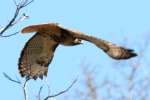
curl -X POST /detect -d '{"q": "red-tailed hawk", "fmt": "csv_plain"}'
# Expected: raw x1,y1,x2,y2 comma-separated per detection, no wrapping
19,23,137,80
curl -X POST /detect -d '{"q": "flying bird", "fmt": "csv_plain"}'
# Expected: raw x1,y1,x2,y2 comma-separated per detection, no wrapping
18,23,137,80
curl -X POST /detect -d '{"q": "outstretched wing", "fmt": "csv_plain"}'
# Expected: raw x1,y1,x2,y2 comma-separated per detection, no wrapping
18,33,58,80
51,24,137,59
66,31,137,59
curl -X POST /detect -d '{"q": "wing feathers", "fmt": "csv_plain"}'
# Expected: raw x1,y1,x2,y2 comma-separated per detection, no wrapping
21,23,59,33
18,33,58,80
19,23,137,80
73,33,137,59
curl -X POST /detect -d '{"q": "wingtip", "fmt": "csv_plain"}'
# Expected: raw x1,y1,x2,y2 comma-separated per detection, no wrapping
21,26,37,33
21,23,59,34
129,51,137,58
123,49,137,59
108,48,138,60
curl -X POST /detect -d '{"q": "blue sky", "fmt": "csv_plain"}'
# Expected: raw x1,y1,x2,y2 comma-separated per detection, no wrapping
0,0,150,100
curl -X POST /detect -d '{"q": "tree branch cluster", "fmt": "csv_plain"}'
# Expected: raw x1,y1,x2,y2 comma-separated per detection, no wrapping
0,0,33,37
3,72,77,100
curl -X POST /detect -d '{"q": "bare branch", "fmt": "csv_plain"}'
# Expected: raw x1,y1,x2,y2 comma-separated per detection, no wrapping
81,65,98,100
3,72,29,100
21,0,34,8
0,31,19,38
46,83,51,96
3,72,21,84
12,13,29,26
0,14,29,37
44,79,77,100
0,0,34,37
3,72,77,100
23,79,29,100
37,86,43,100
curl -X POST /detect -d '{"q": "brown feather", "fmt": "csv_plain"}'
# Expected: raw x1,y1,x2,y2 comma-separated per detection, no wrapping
72,33,137,59
18,33,58,80
56,25,137,59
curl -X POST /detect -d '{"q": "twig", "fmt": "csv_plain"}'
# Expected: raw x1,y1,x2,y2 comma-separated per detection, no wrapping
12,13,29,26
23,79,29,100
37,86,43,100
44,79,51,96
3,72,76,100
0,0,34,37
0,31,19,37
21,0,34,8
81,65,98,100
3,72,29,100
3,72,21,84
44,79,77,100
